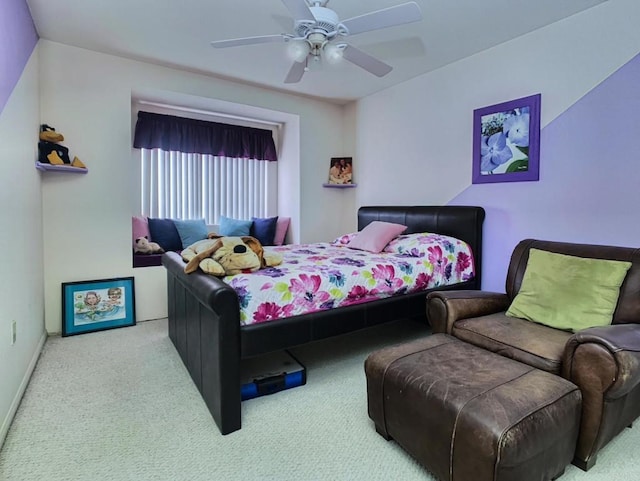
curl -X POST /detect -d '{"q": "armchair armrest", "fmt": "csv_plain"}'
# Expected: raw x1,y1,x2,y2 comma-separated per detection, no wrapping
563,323,640,399
562,323,640,467
426,290,510,334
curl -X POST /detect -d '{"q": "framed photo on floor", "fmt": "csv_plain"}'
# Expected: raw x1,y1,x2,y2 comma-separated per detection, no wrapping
62,277,136,337
472,93,541,184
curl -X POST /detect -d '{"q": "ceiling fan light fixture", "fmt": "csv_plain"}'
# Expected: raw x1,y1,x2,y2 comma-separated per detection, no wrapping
323,43,343,63
288,39,311,62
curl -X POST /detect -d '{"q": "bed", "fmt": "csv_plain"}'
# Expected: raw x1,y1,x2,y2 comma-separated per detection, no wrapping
162,205,485,434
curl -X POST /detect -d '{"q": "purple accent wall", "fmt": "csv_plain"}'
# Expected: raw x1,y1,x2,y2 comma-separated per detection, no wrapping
0,0,38,115
451,53,640,292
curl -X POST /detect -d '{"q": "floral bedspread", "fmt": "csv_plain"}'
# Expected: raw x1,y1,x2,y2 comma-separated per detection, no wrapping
223,233,475,326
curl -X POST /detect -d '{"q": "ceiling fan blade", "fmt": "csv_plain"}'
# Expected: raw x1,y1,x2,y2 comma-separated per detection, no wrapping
284,59,307,83
341,2,422,36
281,0,315,22
211,34,286,49
341,45,392,77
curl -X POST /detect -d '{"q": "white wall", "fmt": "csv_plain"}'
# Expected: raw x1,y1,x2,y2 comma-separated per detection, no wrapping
353,0,640,289
336,102,358,232
0,48,47,445
38,41,352,332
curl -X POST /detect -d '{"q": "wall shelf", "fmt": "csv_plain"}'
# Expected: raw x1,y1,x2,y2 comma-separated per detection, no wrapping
35,161,88,174
322,183,357,188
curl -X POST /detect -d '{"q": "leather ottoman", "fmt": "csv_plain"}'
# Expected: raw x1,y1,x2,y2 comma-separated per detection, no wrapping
365,334,581,481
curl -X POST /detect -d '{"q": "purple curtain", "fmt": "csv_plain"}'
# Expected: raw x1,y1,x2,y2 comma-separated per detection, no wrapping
133,111,277,161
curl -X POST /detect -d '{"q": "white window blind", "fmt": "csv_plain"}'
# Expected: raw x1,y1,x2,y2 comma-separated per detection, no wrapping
140,148,275,224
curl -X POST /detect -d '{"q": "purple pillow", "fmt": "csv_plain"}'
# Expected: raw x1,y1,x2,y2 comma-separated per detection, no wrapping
346,221,408,253
147,218,182,252
251,216,279,246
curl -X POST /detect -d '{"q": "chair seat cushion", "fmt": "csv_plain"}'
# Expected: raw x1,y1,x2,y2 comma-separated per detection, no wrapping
452,313,573,374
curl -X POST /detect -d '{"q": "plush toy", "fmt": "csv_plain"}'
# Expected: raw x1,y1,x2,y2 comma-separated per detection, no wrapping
182,235,282,276
133,236,164,254
38,124,87,168
39,124,64,143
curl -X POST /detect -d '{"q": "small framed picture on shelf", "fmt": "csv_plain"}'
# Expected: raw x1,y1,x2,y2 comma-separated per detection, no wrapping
328,157,353,185
61,277,136,337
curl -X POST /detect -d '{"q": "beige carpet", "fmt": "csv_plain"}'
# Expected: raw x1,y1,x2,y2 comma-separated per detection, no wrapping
1,318,639,481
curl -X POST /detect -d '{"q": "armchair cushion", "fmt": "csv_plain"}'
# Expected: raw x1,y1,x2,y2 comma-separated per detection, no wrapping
506,249,632,332
453,313,572,374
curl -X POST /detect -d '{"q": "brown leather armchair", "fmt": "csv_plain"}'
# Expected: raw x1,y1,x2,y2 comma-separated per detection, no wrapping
426,239,640,471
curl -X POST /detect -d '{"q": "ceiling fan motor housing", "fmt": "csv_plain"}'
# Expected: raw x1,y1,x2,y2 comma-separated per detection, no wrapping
295,6,340,37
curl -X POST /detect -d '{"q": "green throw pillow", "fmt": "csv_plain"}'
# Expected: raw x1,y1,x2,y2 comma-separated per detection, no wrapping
506,248,632,332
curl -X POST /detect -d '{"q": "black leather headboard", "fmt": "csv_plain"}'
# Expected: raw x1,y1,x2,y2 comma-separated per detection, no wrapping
358,205,485,286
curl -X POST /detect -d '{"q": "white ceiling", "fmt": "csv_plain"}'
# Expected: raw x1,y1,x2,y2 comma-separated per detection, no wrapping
26,0,607,104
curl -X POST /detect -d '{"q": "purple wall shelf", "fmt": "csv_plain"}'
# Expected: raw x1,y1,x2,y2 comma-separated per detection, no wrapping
35,161,88,174
322,183,357,188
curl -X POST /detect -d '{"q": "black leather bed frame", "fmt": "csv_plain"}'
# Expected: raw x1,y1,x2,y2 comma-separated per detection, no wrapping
162,205,485,434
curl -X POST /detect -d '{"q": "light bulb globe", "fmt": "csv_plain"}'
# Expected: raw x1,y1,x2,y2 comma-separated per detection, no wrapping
323,43,343,64
288,41,310,62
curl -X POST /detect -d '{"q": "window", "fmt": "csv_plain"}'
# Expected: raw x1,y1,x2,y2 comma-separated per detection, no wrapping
139,149,276,224
134,110,278,224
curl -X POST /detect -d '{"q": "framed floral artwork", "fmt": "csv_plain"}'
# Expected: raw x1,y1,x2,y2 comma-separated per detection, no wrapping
472,94,541,184
61,277,136,336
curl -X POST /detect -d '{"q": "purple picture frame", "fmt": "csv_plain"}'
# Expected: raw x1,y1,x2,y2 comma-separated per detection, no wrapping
472,94,541,184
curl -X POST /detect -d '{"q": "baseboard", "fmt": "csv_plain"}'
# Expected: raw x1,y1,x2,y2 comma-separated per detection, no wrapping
0,330,47,450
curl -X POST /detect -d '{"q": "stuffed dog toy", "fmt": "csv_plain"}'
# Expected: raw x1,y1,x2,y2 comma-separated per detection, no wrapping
182,235,282,276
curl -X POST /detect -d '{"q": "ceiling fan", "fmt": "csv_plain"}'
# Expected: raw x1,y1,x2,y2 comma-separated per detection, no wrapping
210,0,423,84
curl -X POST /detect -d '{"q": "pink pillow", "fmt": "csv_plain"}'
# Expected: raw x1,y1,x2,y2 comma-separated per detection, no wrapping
132,216,150,243
346,221,408,253
273,217,291,246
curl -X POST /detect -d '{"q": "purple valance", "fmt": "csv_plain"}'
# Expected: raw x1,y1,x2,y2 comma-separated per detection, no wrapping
133,111,277,161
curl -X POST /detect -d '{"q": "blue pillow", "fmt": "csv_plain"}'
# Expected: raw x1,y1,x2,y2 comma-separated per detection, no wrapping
147,218,183,252
219,216,252,236
251,216,278,246
173,218,209,248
